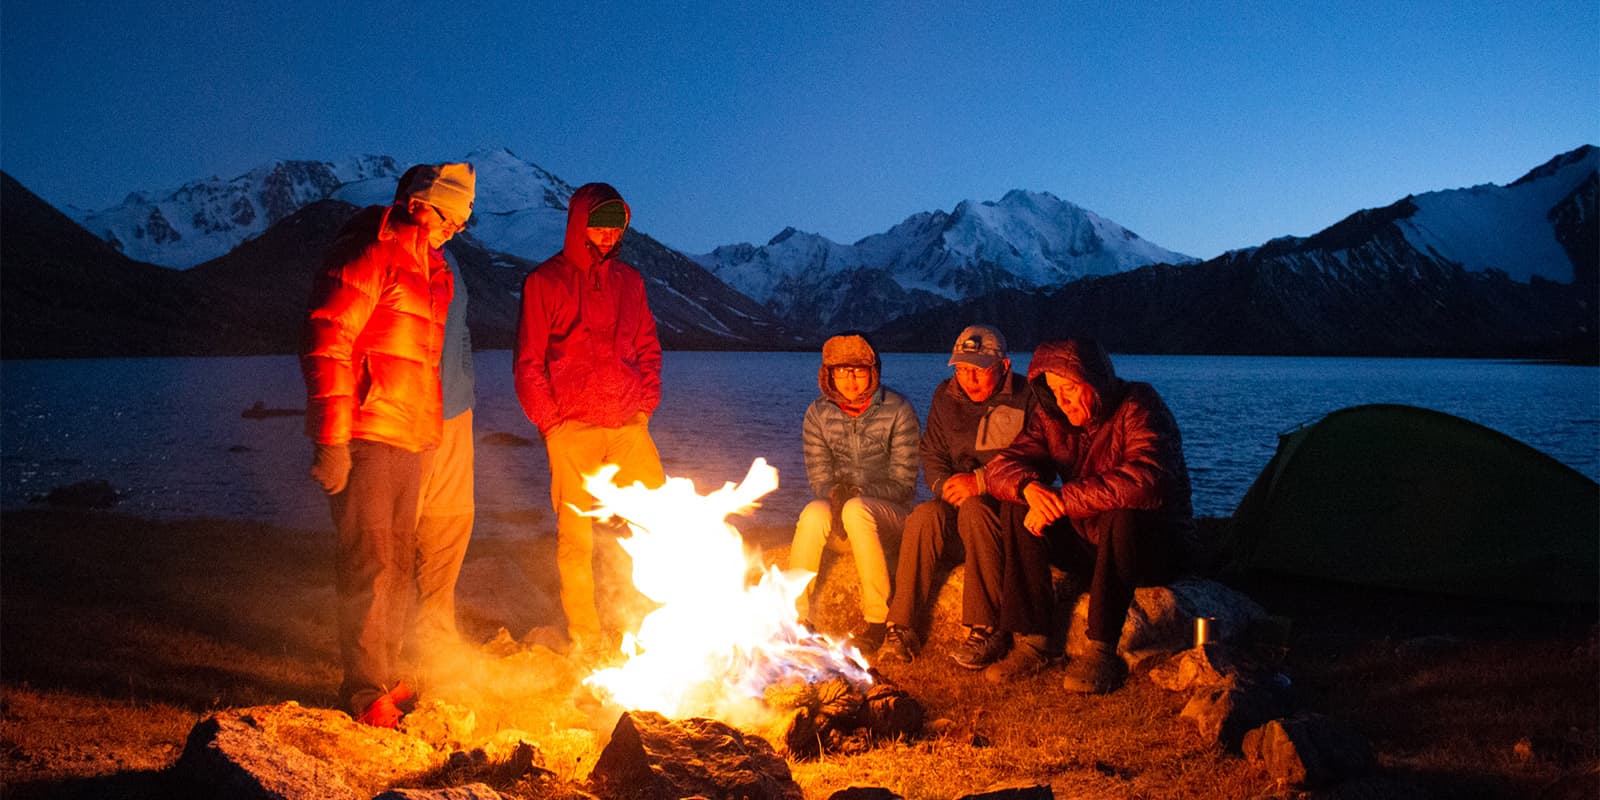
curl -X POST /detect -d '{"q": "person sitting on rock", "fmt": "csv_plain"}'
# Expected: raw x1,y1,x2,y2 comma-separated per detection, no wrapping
874,324,1036,678
985,337,1196,693
788,332,921,654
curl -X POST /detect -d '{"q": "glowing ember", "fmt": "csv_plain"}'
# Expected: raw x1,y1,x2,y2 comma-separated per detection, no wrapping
578,458,871,726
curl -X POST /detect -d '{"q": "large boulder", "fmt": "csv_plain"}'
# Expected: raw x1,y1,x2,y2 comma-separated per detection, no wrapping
588,710,803,800
769,544,1265,666
175,702,443,799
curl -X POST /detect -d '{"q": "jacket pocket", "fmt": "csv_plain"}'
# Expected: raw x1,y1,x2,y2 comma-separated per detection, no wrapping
977,405,1025,451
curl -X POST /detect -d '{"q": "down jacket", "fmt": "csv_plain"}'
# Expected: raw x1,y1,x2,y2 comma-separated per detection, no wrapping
513,183,661,433
804,337,921,504
302,205,453,451
986,338,1194,544
921,369,1031,498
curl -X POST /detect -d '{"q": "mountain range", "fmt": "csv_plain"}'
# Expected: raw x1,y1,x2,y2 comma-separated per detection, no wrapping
3,145,1595,360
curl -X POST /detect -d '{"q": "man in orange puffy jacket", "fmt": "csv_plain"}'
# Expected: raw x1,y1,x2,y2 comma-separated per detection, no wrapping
513,183,665,662
302,162,475,727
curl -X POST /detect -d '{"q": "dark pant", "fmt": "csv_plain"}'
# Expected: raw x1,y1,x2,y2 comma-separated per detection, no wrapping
888,496,1039,634
1012,508,1182,644
331,439,423,713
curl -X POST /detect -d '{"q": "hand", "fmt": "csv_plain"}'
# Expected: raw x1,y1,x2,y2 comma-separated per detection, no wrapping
310,443,351,495
941,473,980,506
1023,506,1050,537
1022,481,1067,527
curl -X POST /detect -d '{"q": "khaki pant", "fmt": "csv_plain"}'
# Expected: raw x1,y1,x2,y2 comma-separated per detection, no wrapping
790,495,908,624
544,415,664,644
331,439,422,714
414,409,475,649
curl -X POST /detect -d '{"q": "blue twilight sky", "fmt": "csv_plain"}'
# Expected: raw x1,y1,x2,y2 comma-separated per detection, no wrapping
2,1,1595,260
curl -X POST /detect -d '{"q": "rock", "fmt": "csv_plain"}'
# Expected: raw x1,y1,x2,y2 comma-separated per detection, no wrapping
1064,578,1268,667
828,787,903,800
588,711,803,800
1181,683,1293,752
1242,713,1375,788
174,702,443,799
764,545,1265,671
955,784,1054,799
1147,643,1276,692
32,479,119,509
371,785,506,799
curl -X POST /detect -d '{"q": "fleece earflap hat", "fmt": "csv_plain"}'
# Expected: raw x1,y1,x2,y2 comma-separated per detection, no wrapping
948,324,1007,369
395,162,476,223
818,332,881,403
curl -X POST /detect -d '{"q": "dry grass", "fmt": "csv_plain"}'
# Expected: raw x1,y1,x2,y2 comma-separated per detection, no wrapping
1,509,1595,799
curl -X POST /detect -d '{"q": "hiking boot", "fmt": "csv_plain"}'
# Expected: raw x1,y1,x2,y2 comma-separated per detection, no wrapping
874,624,919,664
983,637,1050,684
951,626,1010,671
1061,641,1127,694
850,622,888,653
354,680,416,729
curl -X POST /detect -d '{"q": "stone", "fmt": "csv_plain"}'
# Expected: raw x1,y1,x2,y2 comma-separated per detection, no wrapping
1065,578,1268,667
1147,642,1275,692
1241,713,1376,788
955,784,1054,799
371,785,506,799
588,711,803,800
33,478,119,509
1181,683,1293,752
827,788,903,800
174,702,443,799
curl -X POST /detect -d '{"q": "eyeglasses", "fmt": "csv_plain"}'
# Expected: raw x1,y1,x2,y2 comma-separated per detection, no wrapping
830,366,871,379
429,205,466,235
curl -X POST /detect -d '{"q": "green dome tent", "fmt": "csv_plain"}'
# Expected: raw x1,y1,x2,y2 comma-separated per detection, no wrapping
1228,404,1598,604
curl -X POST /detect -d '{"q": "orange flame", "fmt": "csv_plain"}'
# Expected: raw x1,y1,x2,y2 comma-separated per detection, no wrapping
578,458,871,725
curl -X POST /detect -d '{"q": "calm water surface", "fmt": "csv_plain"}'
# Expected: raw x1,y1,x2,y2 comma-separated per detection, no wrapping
3,352,1595,537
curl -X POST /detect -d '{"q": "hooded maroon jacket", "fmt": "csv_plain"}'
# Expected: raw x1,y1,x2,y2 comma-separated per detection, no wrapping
986,338,1195,545
513,183,662,434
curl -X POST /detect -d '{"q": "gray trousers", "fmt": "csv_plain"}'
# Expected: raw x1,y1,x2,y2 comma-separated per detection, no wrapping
887,496,1033,633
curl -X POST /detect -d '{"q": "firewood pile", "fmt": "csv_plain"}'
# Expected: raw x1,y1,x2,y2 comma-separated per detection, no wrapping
762,672,924,759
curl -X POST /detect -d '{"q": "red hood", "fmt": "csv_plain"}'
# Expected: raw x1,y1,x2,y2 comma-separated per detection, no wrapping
1027,338,1125,423
562,182,631,270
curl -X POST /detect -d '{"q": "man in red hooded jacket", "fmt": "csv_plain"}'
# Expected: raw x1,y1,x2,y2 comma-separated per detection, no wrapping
303,162,475,727
514,183,665,661
985,337,1196,694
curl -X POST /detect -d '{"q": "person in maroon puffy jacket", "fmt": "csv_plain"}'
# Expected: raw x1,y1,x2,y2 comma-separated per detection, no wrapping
513,183,665,662
303,162,475,727
985,337,1195,694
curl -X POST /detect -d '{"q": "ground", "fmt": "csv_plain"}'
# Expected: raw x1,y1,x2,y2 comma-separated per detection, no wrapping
1,508,1595,799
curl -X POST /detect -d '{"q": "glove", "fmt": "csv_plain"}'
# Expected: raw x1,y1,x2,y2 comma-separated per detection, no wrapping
828,481,858,540
310,443,352,495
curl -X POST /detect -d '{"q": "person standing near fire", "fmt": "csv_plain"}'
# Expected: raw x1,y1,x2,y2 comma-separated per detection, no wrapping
513,182,665,663
985,337,1195,693
788,332,921,654
302,162,476,727
412,253,475,653
874,325,1043,682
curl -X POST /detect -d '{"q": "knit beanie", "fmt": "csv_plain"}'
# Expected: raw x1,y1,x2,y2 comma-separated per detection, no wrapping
395,162,476,222
587,199,628,229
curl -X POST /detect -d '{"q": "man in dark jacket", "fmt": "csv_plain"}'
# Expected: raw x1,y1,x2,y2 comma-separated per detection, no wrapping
513,183,665,662
303,162,475,727
987,337,1195,693
875,325,1037,678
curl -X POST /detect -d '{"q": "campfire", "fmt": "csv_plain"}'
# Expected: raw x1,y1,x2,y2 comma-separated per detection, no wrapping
577,458,922,757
